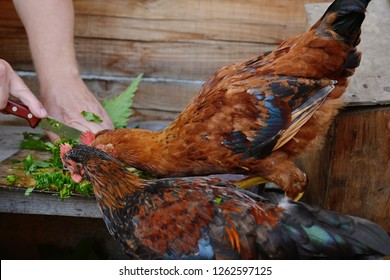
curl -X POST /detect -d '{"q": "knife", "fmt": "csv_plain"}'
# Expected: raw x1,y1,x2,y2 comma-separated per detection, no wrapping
1,99,83,140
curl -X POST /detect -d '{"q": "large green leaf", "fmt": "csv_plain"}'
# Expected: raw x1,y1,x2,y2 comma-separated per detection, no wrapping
102,73,143,129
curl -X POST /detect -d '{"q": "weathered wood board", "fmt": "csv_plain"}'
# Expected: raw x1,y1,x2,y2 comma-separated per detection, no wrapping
0,122,168,218
0,126,101,218
1,0,389,125
2,0,325,120
0,31,272,81
0,74,198,122
3,0,325,43
299,106,390,232
72,0,321,44
0,186,101,218
0,148,54,188
1,0,326,80
0,146,101,218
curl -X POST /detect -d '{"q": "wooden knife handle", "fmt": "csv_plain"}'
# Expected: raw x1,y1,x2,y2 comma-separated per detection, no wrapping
0,100,41,128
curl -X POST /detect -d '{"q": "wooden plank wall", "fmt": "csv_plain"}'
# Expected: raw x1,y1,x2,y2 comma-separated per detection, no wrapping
298,107,390,231
0,0,325,121
1,0,389,231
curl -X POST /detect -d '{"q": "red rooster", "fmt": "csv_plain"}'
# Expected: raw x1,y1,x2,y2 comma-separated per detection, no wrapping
82,0,370,198
61,144,390,260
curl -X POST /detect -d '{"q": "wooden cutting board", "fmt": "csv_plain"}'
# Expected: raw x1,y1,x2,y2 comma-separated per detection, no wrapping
0,149,52,189
0,125,101,217
0,125,56,189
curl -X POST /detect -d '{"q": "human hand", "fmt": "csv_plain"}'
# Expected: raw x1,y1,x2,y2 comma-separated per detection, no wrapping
0,59,47,118
39,72,114,142
12,0,114,142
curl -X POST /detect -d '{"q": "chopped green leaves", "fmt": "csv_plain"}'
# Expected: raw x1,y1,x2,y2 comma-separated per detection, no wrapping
214,197,223,205
6,175,20,185
81,111,103,123
22,154,51,175
24,187,35,197
103,73,143,129
15,133,93,200
34,172,93,200
12,74,143,200
49,138,79,169
19,132,50,151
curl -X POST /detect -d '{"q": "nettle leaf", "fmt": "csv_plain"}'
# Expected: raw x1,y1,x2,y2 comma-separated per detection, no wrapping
102,73,143,129
81,111,103,123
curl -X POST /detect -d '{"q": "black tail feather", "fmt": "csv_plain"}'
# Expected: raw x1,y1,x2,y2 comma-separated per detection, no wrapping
258,190,390,259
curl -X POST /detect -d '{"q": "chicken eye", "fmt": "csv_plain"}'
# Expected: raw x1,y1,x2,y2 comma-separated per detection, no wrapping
76,163,86,178
76,163,83,172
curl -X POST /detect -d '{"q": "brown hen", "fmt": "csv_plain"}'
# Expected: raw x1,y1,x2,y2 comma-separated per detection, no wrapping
83,0,371,198
60,144,390,260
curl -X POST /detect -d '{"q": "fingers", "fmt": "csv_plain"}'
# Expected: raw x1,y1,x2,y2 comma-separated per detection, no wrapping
97,107,114,130
0,59,11,108
39,73,115,142
43,103,114,143
0,59,47,118
71,119,109,134
1,59,114,145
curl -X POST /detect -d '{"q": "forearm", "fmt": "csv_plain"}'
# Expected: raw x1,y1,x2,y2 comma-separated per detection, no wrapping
12,0,79,88
12,0,114,139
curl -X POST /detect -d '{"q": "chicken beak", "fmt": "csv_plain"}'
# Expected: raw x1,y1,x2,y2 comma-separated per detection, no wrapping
62,165,69,175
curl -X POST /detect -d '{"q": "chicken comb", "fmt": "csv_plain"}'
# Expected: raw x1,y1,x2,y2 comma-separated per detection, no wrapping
80,130,95,145
59,143,73,164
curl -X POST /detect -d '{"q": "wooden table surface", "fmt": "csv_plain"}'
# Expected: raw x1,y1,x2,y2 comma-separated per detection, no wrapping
0,122,170,218
0,126,101,218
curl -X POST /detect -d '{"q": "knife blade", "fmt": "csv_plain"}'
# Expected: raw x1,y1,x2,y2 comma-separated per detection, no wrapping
1,99,83,140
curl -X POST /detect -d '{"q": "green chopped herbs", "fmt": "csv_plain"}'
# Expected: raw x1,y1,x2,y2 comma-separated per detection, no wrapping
103,73,143,129
19,132,49,151
24,187,35,197
81,111,103,123
34,172,93,200
14,133,93,200
214,197,223,205
8,74,143,200
49,138,79,169
6,175,20,186
23,154,52,175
